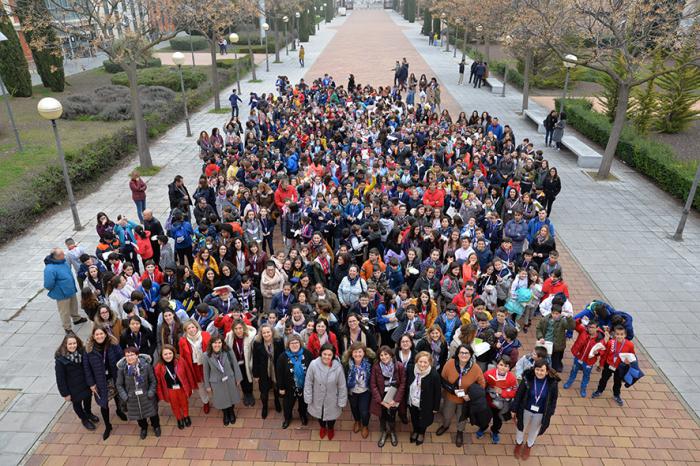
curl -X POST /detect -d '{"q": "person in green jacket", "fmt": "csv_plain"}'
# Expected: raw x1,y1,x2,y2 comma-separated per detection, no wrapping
536,305,574,373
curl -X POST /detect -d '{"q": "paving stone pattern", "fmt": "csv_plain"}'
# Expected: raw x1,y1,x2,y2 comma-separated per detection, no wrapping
7,8,700,466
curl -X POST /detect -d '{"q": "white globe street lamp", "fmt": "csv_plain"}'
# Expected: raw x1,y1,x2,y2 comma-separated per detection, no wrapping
561,53,578,115
172,52,192,137
262,22,270,72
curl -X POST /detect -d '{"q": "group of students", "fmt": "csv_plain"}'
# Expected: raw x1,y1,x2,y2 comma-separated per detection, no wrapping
49,71,641,459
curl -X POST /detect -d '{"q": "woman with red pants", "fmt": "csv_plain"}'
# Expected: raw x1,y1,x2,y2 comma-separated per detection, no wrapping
155,345,195,429
179,320,212,413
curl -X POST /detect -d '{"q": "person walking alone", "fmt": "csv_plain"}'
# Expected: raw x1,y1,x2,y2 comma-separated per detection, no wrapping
229,90,242,118
129,171,147,223
458,59,466,85
299,45,305,68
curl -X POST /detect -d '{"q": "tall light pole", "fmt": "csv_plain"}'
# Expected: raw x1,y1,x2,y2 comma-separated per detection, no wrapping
0,32,22,152
292,11,300,51
319,5,324,29
672,164,700,241
283,16,289,56
441,13,448,51
475,24,483,57
229,32,241,94
37,98,82,231
453,18,458,58
172,52,192,137
262,22,270,72
561,53,578,115
501,35,512,97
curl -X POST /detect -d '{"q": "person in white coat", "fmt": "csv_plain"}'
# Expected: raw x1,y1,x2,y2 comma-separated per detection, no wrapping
337,265,367,310
224,319,257,406
303,343,348,440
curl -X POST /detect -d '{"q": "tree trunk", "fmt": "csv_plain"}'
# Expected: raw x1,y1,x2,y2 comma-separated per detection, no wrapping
273,16,280,63
484,36,490,61
521,48,532,112
247,35,257,80
597,83,631,178
125,61,152,169
209,38,221,110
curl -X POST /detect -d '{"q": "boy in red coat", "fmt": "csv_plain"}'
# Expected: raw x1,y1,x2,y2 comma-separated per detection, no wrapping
479,356,518,444
563,317,605,397
592,325,635,406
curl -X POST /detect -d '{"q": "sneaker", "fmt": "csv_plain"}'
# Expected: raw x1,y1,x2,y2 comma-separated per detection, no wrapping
591,391,602,399
73,317,88,325
475,430,485,439
580,388,587,398
491,432,500,444
563,381,572,390
613,396,624,406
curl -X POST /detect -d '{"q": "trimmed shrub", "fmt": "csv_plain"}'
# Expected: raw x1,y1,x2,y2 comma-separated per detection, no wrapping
558,98,700,209
111,67,207,91
0,10,32,97
103,57,162,73
63,84,175,121
170,35,209,51
215,57,251,70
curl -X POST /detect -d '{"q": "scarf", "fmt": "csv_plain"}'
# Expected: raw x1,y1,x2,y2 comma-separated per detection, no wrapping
317,255,330,275
127,361,144,386
237,287,256,313
265,341,276,382
347,358,370,390
410,364,432,407
380,361,395,380
66,350,82,365
318,332,329,346
286,348,306,389
430,339,442,361
187,331,204,365
456,356,474,384
348,275,360,287
197,308,215,329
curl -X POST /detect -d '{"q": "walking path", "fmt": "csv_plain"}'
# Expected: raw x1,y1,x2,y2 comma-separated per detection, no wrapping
6,8,700,466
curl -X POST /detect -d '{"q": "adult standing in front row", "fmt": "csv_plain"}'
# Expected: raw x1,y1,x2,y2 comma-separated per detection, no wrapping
304,343,348,441
406,351,441,445
277,335,312,428
55,334,100,431
116,347,161,439
203,336,243,426
44,248,87,334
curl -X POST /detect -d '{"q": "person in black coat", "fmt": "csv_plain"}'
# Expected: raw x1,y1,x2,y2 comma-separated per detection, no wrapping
542,167,562,217
463,383,492,433
415,326,449,373
120,316,156,358
511,361,560,460
168,176,192,210
406,351,441,445
276,335,313,429
55,334,100,431
83,326,125,440
252,324,285,419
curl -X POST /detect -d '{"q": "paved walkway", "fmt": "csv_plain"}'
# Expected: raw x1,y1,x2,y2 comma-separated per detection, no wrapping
7,8,700,466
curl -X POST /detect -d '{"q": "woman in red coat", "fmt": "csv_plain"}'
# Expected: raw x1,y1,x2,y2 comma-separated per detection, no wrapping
178,320,212,413
155,344,195,429
307,318,339,358
370,346,406,448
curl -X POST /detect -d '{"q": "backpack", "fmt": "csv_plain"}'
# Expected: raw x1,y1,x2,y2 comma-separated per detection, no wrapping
171,222,189,247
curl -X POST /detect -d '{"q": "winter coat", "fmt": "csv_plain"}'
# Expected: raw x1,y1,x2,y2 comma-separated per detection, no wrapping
116,354,158,420
307,331,339,358
55,352,91,402
252,337,285,393
339,328,378,354
120,328,156,358
224,327,257,381
512,369,558,435
392,311,426,343
405,367,441,428
276,349,314,395
465,383,492,428
179,332,212,384
570,320,606,366
129,178,147,201
203,349,243,408
155,359,195,403
536,315,575,352
338,277,368,307
552,119,565,143
260,269,287,299
369,361,406,417
83,343,123,409
44,255,77,301
440,358,485,404
415,338,449,372
303,357,348,421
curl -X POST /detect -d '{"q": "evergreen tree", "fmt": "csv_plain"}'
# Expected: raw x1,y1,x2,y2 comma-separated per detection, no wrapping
15,0,65,92
629,53,662,136
597,52,629,123
654,44,700,134
406,0,416,22
421,8,431,35
0,9,32,97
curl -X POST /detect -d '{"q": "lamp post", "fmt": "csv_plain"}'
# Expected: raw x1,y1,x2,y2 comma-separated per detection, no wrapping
441,13,448,51
262,22,270,72
319,4,324,30
475,24,483,56
172,52,192,137
453,18,458,58
0,32,22,152
229,33,241,94
501,35,512,97
561,53,578,115
37,98,82,231
283,16,289,56
293,12,300,51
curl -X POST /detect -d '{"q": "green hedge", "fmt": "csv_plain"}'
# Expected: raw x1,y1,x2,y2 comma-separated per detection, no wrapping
170,35,209,51
559,98,700,209
103,58,162,74
0,60,251,244
490,61,524,89
216,57,252,70
111,67,207,91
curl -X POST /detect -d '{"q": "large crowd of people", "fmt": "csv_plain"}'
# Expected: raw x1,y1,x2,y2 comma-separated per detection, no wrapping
46,70,640,460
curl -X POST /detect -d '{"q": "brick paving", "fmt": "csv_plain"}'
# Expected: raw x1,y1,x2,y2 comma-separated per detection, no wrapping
21,8,700,466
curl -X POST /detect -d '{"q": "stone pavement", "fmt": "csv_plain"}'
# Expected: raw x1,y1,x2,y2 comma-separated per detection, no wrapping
0,15,344,466
389,11,700,417
11,8,700,466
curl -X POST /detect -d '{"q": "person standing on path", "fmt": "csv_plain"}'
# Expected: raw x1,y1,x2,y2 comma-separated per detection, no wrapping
469,60,478,84
129,171,147,223
474,62,486,88
552,112,566,151
458,59,466,84
299,45,305,68
44,248,87,334
229,90,242,118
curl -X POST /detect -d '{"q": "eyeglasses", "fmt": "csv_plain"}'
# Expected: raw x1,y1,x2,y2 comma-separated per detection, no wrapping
458,351,470,356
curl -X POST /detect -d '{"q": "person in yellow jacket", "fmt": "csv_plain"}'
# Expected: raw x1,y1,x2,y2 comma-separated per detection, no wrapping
299,45,305,68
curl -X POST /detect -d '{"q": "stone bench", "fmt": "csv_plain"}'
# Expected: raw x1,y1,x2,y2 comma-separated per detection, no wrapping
524,108,548,134
483,76,503,94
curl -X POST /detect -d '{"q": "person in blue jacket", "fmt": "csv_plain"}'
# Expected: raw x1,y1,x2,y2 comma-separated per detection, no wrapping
527,210,556,243
168,212,195,267
229,89,242,117
114,215,140,273
44,248,87,334
573,300,634,340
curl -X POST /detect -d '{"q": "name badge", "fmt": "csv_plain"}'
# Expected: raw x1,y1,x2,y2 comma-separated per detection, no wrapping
530,404,539,412
135,389,144,396
172,384,181,390
222,376,229,382
455,389,466,398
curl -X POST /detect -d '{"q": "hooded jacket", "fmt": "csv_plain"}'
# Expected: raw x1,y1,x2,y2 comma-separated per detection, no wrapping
44,254,77,301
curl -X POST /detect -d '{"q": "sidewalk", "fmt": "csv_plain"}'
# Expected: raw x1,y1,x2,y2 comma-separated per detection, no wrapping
389,11,700,416
0,16,345,466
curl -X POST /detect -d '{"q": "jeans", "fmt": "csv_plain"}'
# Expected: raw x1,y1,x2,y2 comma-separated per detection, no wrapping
565,358,592,390
299,57,304,67
545,129,554,146
473,76,483,88
349,391,371,426
134,199,146,223
262,233,274,255
231,106,239,118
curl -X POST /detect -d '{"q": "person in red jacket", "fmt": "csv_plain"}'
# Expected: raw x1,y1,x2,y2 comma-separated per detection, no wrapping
274,177,299,211
129,171,147,223
140,260,163,285
422,181,445,208
592,325,635,406
178,320,212,413
563,317,604,397
540,269,569,302
479,356,518,444
306,318,339,358
155,344,195,429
